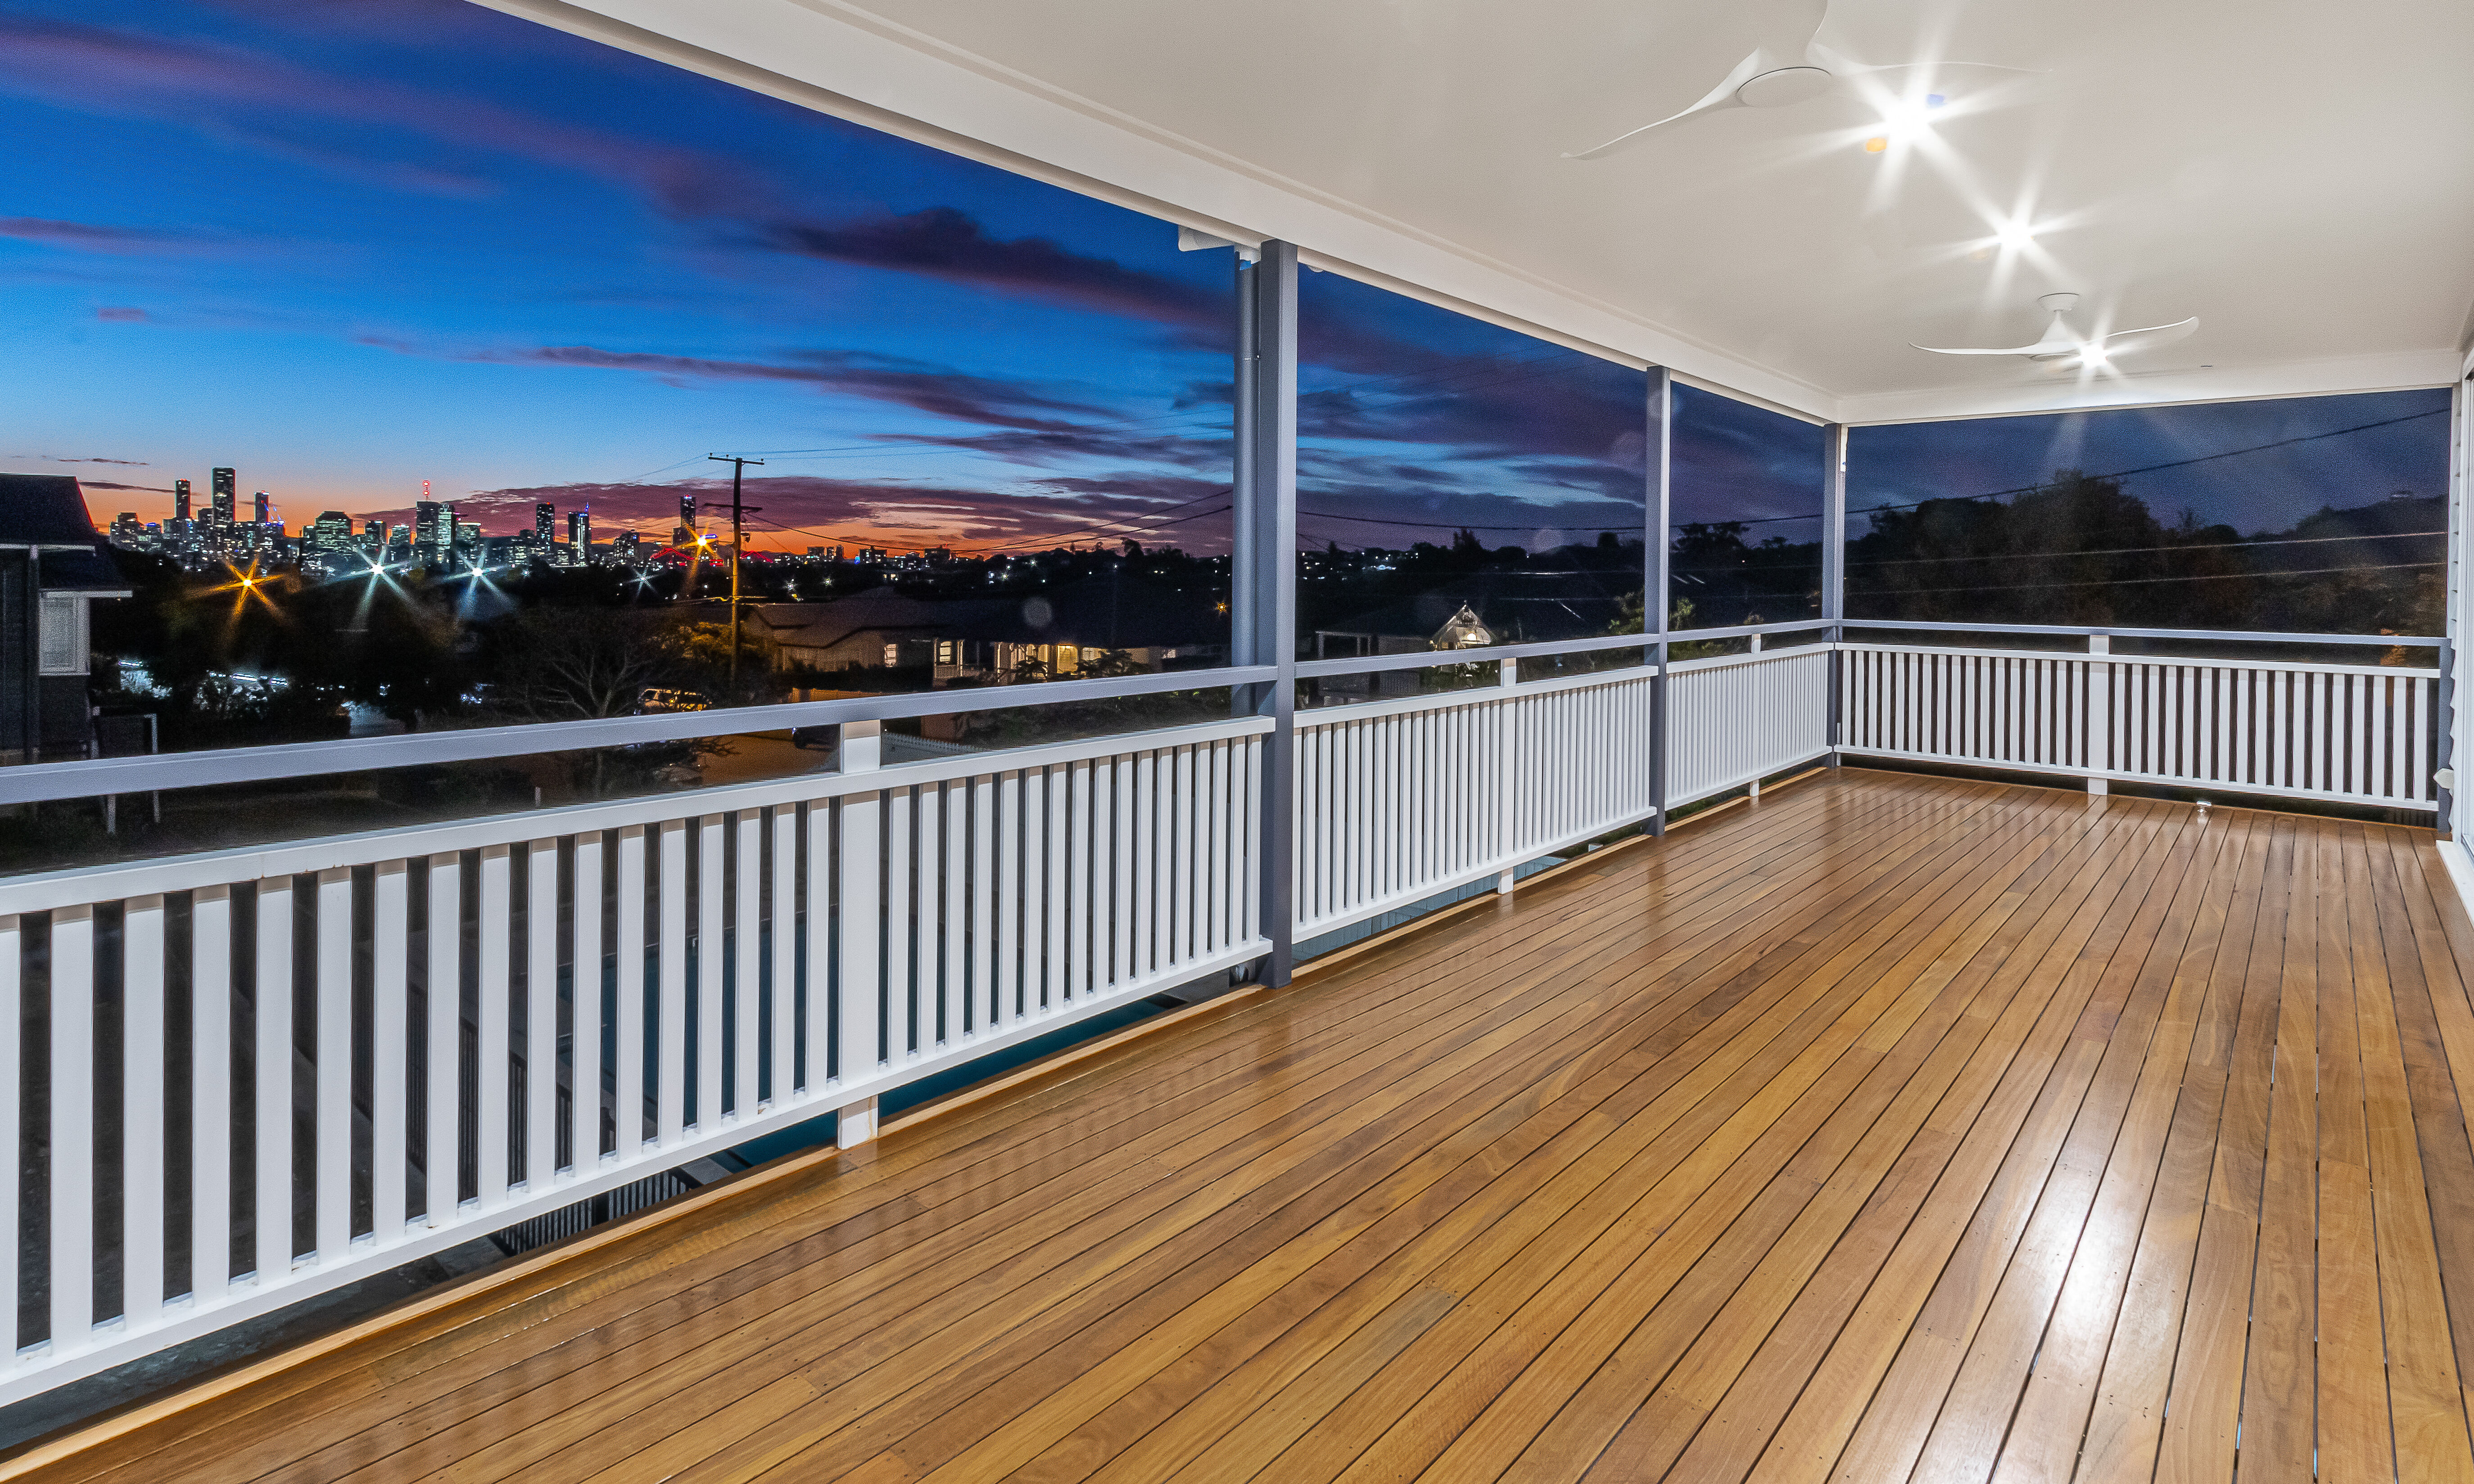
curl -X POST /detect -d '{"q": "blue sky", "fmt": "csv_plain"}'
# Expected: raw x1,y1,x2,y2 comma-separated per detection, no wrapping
1,0,2445,559
0,0,1647,557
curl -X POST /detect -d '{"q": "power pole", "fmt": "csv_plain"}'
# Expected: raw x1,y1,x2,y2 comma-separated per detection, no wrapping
709,453,763,696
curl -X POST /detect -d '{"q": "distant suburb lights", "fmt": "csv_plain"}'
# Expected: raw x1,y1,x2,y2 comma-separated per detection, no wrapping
1865,93,1944,153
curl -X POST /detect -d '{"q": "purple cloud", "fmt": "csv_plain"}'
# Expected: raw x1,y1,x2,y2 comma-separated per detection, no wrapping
477,344,1124,433
759,207,1221,326
0,216,189,251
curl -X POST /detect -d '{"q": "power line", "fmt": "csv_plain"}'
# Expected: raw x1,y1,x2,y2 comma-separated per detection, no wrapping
1846,527,2445,568
1846,559,2438,597
1707,405,2448,530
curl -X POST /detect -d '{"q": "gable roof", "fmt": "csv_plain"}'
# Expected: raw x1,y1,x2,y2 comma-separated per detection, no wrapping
0,474,108,547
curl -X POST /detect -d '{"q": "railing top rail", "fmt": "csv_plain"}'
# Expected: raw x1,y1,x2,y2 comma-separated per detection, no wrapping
1841,618,2440,648
0,662,1280,808
0,713,1275,916
1666,618,1839,645
1292,617,1833,681
1839,640,2440,681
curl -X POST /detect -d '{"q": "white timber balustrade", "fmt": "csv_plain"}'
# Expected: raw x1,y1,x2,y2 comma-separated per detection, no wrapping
1666,644,1833,808
1289,638,1827,943
1839,636,2441,811
0,715,1268,1403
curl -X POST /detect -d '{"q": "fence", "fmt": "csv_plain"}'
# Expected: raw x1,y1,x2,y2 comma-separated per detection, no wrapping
0,621,2440,1403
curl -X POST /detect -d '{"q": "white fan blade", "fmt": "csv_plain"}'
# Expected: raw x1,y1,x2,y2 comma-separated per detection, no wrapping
1757,0,1833,62
1909,340,2056,356
1565,55,1757,159
2094,316,2198,351
1569,0,1834,160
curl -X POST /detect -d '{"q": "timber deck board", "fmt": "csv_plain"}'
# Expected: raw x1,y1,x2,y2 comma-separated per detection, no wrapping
16,768,2474,1484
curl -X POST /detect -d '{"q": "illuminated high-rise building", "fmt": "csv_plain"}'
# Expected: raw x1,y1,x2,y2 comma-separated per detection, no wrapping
173,479,190,522
534,502,556,550
306,510,352,574
252,492,270,527
678,494,696,531
568,510,591,563
415,500,449,564
210,468,236,526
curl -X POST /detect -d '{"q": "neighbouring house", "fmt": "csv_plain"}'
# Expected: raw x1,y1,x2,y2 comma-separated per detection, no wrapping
0,474,133,763
742,577,1228,688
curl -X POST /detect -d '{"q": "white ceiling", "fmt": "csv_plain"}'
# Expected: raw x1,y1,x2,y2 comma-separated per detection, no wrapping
518,0,2474,422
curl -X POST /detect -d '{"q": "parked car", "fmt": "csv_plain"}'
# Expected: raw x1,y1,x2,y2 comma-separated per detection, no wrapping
633,687,710,715
789,725,835,750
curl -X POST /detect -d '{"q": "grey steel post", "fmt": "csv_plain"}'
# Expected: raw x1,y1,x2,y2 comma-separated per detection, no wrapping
1237,242,1298,985
1822,422,1848,767
1229,251,1257,681
1647,366,1672,836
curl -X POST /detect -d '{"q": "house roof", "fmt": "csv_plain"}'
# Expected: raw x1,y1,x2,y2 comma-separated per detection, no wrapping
0,475,129,592
0,474,109,548
1319,577,1628,646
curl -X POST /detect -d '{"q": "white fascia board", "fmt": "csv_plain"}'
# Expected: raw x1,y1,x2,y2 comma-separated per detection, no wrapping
477,0,1844,422
1837,347,2461,427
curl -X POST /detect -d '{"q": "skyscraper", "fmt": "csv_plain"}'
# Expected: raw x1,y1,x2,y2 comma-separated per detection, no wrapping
210,468,235,526
568,510,591,564
678,494,696,530
307,510,353,575
252,492,270,526
173,479,190,522
534,502,556,550
414,500,447,565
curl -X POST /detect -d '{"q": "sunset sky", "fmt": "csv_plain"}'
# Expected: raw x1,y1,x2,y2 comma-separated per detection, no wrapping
0,0,2447,558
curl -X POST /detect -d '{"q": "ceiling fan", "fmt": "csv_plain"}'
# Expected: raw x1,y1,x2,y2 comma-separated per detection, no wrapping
1565,0,2031,159
1913,293,2198,365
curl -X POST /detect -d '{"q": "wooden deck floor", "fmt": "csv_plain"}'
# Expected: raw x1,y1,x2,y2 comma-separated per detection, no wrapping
20,767,2474,1483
